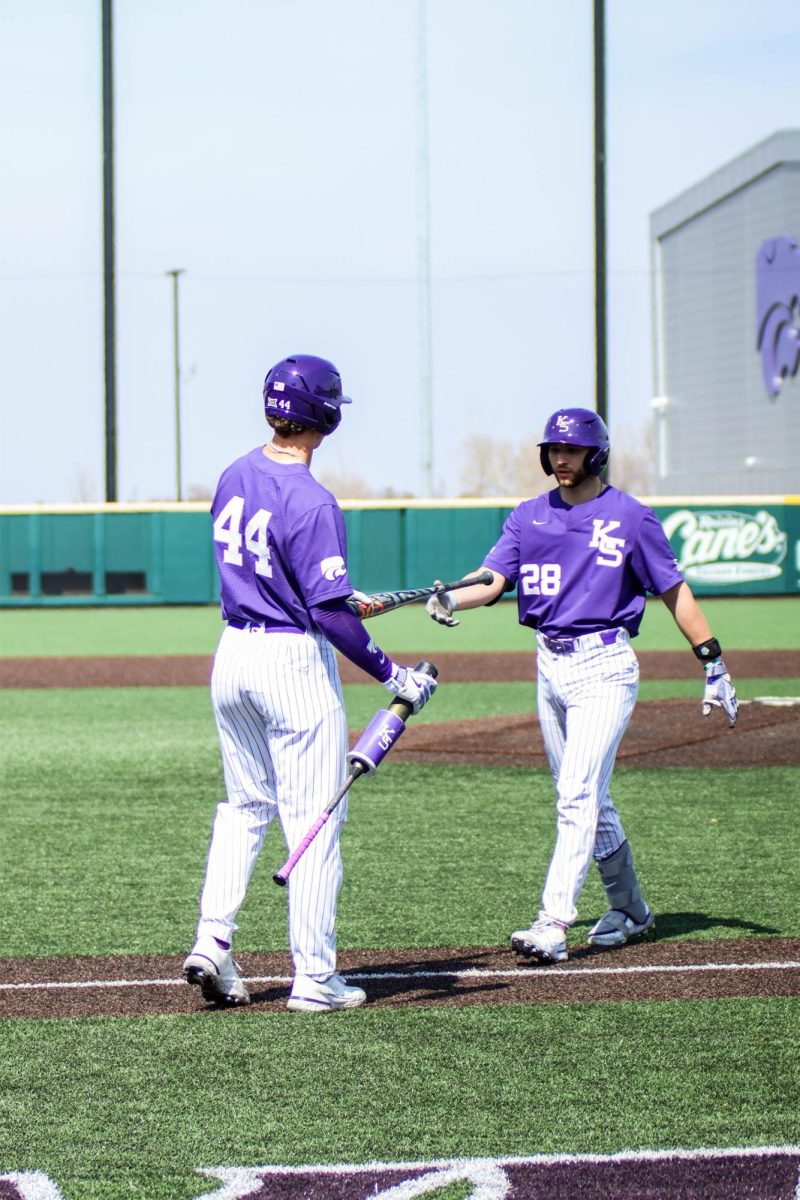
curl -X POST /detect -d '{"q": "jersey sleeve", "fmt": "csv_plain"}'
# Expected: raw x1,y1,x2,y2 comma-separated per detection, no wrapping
482,506,521,584
285,503,355,606
629,508,684,596
310,599,394,682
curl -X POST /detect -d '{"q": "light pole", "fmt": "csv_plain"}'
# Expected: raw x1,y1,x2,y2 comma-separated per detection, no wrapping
166,269,185,501
593,0,608,434
102,0,117,501
417,0,433,496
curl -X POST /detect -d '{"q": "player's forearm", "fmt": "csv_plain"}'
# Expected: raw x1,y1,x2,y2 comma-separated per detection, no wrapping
450,569,506,611
310,599,393,682
659,581,714,648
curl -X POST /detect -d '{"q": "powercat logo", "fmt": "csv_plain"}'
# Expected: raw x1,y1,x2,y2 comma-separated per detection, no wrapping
756,235,800,398
5,1147,800,1198
320,555,347,581
661,508,787,585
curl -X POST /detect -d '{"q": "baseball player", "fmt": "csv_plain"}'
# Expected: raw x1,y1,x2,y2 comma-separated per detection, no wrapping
426,407,737,963
183,354,437,1010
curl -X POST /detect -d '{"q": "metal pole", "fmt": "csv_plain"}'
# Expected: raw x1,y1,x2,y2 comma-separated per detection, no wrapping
101,0,117,500
593,0,608,434
417,0,434,495
166,270,185,501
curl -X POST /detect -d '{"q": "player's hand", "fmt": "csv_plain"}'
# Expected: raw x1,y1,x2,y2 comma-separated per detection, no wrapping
702,658,738,727
426,582,459,627
384,663,438,714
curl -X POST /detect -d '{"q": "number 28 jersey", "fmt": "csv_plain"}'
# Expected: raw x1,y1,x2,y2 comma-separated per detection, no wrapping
482,486,683,639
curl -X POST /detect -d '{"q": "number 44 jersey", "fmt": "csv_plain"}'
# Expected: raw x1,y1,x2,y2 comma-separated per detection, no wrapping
483,486,684,639
211,446,354,629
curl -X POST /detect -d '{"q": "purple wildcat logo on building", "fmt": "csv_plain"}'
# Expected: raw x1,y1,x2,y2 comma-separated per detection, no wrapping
756,235,800,398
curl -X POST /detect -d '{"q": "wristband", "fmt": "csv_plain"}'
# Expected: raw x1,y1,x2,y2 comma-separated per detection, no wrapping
692,636,722,663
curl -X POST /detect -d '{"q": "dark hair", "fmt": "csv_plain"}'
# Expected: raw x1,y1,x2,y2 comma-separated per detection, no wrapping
266,414,309,438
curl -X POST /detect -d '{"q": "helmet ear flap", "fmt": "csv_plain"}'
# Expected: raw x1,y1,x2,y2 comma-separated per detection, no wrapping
322,405,342,433
540,445,554,476
585,446,610,476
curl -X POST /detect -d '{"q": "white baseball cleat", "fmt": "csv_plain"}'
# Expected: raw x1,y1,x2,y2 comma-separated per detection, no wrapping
287,972,367,1012
183,935,250,1006
510,917,568,963
587,908,655,949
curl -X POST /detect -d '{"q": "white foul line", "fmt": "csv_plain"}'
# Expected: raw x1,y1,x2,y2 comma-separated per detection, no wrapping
1,960,798,993
348,961,800,981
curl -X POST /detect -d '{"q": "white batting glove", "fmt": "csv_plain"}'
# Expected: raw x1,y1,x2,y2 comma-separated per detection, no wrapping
702,658,738,727
384,664,438,715
426,582,459,627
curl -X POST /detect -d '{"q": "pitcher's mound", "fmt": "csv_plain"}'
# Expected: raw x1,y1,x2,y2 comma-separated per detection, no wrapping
379,698,799,769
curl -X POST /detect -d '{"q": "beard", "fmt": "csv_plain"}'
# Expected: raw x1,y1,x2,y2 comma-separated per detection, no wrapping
556,463,589,488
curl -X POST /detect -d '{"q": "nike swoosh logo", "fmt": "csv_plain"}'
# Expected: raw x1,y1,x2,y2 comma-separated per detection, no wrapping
532,519,548,525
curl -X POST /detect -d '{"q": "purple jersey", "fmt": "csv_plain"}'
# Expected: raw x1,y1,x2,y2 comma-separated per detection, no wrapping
483,486,683,638
211,447,353,629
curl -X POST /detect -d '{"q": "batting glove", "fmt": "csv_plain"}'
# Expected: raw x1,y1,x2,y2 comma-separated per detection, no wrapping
702,658,738,727
426,582,459,627
384,664,438,715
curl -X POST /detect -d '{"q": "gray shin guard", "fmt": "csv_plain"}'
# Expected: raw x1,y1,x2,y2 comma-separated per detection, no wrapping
596,841,649,923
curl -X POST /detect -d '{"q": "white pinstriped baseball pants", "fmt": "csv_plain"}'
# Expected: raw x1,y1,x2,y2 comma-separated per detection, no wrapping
196,625,348,979
536,631,639,927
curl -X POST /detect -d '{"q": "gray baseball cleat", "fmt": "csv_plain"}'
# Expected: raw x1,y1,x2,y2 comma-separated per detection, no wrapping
510,917,568,963
287,972,367,1012
587,909,655,949
183,935,250,1006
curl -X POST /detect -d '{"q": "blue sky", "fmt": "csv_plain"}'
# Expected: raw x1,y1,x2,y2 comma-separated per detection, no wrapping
1,0,798,503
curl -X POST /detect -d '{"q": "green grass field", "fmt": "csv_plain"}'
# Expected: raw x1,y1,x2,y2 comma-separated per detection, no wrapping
4,1001,798,1200
3,685,799,954
1,600,798,1199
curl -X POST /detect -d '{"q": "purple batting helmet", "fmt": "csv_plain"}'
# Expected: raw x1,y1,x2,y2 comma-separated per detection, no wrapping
263,354,352,435
538,407,610,476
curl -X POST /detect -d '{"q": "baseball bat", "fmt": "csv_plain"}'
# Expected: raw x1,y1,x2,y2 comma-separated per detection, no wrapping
345,569,493,620
272,660,438,886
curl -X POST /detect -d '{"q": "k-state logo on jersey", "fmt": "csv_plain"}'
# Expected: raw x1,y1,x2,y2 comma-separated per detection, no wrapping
320,555,347,581
589,519,625,567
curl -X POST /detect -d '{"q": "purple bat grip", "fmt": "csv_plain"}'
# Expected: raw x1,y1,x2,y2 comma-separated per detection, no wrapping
272,767,363,886
347,709,407,774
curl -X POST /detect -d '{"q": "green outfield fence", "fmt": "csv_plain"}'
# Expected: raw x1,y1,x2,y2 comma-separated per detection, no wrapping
0,496,798,606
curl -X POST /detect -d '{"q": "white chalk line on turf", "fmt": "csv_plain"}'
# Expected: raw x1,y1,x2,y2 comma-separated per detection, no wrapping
203,1144,800,1174
1,959,798,992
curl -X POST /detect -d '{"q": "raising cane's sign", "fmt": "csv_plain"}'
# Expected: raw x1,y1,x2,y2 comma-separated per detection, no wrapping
660,507,788,586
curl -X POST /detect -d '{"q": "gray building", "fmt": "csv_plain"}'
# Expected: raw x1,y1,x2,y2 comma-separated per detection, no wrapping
649,129,800,495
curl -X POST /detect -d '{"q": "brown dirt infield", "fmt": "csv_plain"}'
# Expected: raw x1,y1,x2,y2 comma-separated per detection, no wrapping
2,648,798,688
389,695,800,769
2,936,798,1021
